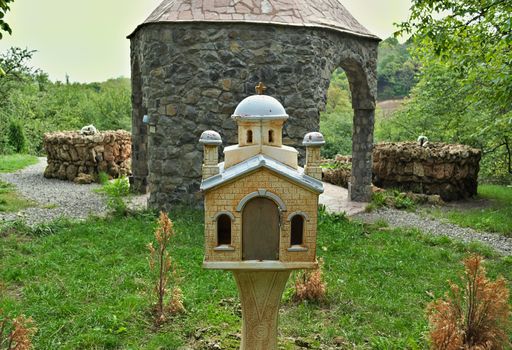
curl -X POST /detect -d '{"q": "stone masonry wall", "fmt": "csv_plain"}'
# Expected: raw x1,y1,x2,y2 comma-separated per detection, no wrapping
44,131,131,183
373,142,482,201
131,22,378,209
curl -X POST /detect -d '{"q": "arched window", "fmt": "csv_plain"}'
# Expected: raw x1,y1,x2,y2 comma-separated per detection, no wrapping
246,130,253,143
290,215,304,246
268,129,274,143
217,214,231,246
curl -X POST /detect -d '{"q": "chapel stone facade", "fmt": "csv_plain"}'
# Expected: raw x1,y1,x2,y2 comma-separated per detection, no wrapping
129,0,380,210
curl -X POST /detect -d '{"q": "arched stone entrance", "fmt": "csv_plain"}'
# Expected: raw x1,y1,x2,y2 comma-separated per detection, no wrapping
129,0,380,209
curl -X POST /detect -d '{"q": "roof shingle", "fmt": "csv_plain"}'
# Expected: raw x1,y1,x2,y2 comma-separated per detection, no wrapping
133,0,378,40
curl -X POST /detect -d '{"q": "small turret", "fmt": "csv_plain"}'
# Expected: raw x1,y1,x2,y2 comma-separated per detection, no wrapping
303,132,325,181
223,82,298,169
199,130,222,179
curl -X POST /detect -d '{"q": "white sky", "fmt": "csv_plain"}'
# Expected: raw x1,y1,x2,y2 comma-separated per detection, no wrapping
0,0,412,83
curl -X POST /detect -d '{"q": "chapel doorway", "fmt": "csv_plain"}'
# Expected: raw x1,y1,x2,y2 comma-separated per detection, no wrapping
242,197,280,261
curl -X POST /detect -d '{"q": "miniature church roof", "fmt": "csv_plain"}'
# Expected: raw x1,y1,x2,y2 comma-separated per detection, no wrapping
200,154,324,194
129,0,379,40
232,94,289,121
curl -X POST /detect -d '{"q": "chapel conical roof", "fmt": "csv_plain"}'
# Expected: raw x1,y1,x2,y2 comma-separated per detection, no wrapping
129,0,379,40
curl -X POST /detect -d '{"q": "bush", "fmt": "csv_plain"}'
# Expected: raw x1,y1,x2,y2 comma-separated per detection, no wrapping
427,255,511,349
96,177,130,216
368,190,416,212
7,121,26,153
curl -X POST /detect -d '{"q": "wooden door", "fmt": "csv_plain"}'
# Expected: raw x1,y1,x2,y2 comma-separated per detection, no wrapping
242,197,280,261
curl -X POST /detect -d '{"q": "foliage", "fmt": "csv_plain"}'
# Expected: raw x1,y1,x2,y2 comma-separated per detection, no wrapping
7,121,26,154
97,171,109,185
426,185,512,237
377,37,419,100
0,154,37,173
321,39,418,158
427,255,511,349
96,177,130,217
0,309,37,350
0,48,37,102
0,210,511,348
148,212,184,326
0,47,131,155
0,0,14,41
293,258,326,303
388,0,512,182
367,189,417,212
320,69,353,159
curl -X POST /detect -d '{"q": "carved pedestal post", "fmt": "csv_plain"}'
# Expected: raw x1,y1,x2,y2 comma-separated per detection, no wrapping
232,270,291,350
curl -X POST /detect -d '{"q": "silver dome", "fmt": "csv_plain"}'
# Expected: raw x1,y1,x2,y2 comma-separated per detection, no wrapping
232,95,288,121
199,130,222,145
303,132,325,146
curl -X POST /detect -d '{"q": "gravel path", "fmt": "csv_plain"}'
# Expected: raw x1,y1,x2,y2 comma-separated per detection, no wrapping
2,158,511,256
355,208,512,256
0,158,108,226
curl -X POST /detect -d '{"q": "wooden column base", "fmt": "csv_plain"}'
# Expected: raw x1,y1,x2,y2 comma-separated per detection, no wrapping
232,270,291,350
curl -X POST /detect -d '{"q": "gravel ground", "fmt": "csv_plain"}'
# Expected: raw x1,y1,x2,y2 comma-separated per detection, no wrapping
355,208,512,256
0,157,108,226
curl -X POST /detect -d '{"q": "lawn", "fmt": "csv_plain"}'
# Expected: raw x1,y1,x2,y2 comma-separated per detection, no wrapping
0,154,39,212
428,184,512,237
1,209,511,349
0,154,39,173
0,180,35,212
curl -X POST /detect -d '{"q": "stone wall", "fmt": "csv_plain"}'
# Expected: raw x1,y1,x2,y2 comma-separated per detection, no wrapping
44,131,131,183
372,142,481,201
130,22,378,209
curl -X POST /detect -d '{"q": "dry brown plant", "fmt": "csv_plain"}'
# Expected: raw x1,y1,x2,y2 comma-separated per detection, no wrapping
0,311,37,350
293,258,327,302
148,211,185,326
427,255,511,350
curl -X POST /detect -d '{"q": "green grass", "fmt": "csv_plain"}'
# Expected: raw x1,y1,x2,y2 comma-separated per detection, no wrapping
430,185,512,237
0,180,35,212
0,210,511,349
0,154,39,173
366,189,417,212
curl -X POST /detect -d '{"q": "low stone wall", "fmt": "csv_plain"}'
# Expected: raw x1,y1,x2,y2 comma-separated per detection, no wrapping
44,131,131,183
321,156,352,188
372,142,481,201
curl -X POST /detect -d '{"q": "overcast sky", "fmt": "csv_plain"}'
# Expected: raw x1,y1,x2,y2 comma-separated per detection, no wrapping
0,0,412,83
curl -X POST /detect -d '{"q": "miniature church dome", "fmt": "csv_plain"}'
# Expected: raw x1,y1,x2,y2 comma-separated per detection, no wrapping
199,130,222,145
232,95,288,121
303,132,325,146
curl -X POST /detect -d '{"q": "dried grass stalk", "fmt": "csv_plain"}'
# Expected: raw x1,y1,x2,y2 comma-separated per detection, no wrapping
428,255,511,350
148,211,185,326
0,311,37,350
293,258,326,302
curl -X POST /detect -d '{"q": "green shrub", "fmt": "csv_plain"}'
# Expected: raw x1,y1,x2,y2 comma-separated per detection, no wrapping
7,121,27,153
96,177,130,216
97,171,109,185
369,190,416,211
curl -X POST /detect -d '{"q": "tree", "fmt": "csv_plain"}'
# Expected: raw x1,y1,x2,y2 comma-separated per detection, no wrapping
377,37,419,100
0,0,14,39
390,0,512,181
0,47,38,104
0,0,15,76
